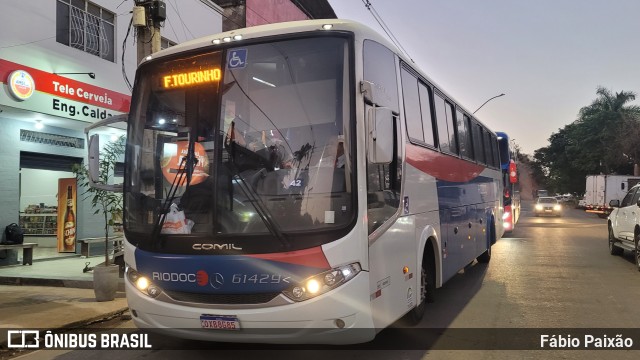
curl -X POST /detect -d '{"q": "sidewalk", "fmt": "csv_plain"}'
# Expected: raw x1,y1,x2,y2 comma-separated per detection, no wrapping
0,256,129,349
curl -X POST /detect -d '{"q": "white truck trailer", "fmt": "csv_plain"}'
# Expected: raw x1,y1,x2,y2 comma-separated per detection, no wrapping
584,175,640,218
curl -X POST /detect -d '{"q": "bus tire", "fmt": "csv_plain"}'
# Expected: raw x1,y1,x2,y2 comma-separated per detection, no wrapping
477,244,491,263
405,249,435,324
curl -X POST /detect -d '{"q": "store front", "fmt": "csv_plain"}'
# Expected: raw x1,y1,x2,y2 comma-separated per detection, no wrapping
0,58,130,266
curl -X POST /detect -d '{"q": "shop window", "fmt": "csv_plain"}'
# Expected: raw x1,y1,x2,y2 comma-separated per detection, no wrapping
56,0,115,62
20,152,82,172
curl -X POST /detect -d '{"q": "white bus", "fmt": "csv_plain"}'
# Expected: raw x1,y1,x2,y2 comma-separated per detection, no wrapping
91,19,504,344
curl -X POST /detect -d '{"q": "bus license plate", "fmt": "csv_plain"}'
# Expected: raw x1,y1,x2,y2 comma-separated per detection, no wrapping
200,315,240,330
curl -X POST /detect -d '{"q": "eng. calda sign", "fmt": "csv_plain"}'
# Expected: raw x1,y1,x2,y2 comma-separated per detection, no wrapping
52,98,114,120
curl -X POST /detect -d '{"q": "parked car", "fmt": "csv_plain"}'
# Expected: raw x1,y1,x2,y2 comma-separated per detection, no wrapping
561,194,574,202
534,197,563,217
607,184,640,271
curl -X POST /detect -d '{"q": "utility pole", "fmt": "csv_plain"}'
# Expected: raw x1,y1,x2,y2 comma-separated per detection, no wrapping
133,1,166,64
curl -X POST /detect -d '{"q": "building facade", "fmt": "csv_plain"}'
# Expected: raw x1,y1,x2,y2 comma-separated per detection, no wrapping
0,0,335,265
213,0,336,31
0,0,223,264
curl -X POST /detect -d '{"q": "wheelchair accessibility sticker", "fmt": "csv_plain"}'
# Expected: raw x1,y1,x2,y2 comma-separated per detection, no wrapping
228,49,247,69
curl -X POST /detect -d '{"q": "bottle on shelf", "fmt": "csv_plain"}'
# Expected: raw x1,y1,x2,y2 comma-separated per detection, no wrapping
63,185,76,251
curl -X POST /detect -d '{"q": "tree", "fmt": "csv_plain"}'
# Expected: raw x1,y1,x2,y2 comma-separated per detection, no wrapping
576,87,640,174
72,136,125,267
531,87,640,195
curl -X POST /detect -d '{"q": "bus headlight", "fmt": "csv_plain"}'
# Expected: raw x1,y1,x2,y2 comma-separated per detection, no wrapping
126,267,162,298
283,263,361,302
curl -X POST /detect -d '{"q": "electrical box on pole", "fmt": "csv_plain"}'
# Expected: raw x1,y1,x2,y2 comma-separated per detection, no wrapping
135,2,162,65
151,1,166,22
132,6,146,27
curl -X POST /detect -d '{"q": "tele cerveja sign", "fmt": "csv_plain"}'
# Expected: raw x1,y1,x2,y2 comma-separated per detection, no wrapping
0,58,131,120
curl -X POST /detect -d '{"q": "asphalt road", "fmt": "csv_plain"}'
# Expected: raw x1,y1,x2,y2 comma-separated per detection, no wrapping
17,201,640,359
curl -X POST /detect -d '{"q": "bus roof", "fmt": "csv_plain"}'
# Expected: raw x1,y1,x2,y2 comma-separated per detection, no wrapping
139,19,495,135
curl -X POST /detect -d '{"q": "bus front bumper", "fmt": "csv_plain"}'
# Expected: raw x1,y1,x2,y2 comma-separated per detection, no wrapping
126,271,376,345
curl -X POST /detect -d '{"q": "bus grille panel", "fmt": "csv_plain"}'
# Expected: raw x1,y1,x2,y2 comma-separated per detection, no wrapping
164,290,280,305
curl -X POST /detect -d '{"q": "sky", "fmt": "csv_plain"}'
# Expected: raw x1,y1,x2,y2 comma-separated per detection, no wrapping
326,0,640,155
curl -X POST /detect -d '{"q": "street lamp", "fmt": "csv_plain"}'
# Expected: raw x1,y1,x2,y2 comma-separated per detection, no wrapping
472,93,505,114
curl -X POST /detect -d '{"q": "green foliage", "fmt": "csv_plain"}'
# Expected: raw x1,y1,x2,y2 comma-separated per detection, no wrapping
72,135,125,266
532,87,640,195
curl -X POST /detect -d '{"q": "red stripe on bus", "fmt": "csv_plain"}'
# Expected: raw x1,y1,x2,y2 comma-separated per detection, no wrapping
246,246,331,269
405,143,484,183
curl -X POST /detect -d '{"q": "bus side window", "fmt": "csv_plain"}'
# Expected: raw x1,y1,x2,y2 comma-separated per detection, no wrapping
458,111,473,160
444,101,458,155
492,134,500,168
483,129,493,167
400,68,424,143
434,92,458,155
471,120,485,164
418,82,436,146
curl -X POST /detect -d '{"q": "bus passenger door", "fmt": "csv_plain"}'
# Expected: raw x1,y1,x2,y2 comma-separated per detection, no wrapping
366,107,416,328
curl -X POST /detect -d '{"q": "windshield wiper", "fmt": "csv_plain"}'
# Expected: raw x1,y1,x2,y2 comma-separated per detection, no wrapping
227,143,290,250
152,131,197,241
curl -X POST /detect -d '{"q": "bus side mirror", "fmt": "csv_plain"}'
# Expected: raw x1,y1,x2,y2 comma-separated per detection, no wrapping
84,114,127,193
609,199,620,208
367,107,394,164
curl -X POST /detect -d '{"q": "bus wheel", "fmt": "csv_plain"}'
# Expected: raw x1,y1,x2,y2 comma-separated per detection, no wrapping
477,244,491,263
405,255,435,325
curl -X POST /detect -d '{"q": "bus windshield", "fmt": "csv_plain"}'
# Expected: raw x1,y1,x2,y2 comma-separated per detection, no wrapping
124,36,354,252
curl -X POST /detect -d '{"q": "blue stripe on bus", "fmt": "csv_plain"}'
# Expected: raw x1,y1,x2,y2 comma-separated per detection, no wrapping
134,249,323,294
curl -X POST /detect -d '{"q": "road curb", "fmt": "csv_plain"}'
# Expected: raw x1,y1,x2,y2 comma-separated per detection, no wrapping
0,276,125,291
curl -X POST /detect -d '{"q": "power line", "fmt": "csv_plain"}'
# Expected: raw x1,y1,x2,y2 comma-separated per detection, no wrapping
167,0,194,39
0,36,55,49
121,17,134,92
360,0,414,62
165,14,180,42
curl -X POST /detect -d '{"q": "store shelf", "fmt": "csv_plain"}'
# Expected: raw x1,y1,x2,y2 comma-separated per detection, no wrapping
19,213,58,236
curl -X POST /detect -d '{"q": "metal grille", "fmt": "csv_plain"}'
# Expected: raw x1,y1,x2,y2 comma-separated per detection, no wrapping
70,6,110,58
20,130,85,149
164,290,280,305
